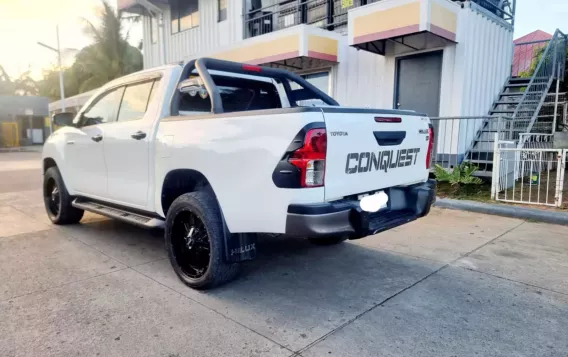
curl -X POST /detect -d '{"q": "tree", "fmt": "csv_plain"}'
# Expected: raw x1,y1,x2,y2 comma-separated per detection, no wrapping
519,47,546,78
37,0,143,100
37,66,82,101
0,65,38,96
72,0,142,92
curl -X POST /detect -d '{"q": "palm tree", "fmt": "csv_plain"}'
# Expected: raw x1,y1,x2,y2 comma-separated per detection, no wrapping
73,0,142,92
0,65,38,96
0,65,14,95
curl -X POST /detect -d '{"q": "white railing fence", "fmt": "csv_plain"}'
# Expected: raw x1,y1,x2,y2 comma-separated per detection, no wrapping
430,117,568,207
492,133,566,207
429,116,512,173
518,133,554,149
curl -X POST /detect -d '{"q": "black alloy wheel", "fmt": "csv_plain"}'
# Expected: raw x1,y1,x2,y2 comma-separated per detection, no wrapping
45,177,61,218
43,166,84,225
172,211,211,279
165,191,240,289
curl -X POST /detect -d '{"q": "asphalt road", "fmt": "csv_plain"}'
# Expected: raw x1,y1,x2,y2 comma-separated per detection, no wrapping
0,152,42,193
1,151,567,357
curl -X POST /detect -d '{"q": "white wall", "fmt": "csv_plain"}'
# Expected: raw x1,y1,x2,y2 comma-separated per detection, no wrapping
451,5,514,154
142,0,245,68
454,6,514,117
332,39,453,113
332,37,388,108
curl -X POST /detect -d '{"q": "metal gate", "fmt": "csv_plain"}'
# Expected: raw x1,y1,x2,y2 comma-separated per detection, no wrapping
1,122,19,147
492,134,566,207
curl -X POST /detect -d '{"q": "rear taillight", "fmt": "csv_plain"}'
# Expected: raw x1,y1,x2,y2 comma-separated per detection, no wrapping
289,128,327,187
375,117,402,123
426,125,434,169
242,64,262,73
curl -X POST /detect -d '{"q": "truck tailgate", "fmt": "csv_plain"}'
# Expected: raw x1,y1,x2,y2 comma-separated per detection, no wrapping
322,109,431,200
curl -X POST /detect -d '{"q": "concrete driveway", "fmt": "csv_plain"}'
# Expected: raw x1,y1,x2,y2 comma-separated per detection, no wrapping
1,152,567,357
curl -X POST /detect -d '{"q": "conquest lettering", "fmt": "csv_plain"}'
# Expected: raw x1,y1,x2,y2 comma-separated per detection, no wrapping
345,148,421,175
345,153,359,174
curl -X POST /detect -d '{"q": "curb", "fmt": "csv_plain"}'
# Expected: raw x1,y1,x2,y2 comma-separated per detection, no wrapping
0,146,43,153
434,197,568,226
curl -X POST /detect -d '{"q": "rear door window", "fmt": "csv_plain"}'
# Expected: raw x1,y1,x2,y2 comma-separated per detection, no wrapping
178,75,282,114
218,77,282,112
117,80,156,122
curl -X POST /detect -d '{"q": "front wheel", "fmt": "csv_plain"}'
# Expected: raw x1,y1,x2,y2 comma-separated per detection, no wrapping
43,167,84,225
165,191,240,290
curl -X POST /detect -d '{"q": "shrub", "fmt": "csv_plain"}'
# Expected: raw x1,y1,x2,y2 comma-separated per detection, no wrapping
434,162,483,188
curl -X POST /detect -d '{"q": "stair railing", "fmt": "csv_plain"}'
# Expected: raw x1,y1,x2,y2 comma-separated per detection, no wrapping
515,29,567,148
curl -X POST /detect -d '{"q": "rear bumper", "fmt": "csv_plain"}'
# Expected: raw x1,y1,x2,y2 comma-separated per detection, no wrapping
285,180,436,239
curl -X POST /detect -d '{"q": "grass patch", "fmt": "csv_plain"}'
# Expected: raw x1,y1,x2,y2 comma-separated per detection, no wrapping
436,181,492,202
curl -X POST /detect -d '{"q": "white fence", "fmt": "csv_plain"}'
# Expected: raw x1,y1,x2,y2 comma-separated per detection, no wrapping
429,116,511,172
492,133,566,207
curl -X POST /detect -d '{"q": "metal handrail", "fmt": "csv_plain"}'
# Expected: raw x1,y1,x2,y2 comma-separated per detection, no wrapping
514,39,551,47
430,116,514,172
514,29,568,147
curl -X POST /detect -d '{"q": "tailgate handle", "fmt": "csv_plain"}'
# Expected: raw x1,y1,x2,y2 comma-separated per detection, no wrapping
373,131,406,146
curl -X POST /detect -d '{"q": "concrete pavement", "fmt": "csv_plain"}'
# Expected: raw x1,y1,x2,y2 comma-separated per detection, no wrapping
1,151,567,357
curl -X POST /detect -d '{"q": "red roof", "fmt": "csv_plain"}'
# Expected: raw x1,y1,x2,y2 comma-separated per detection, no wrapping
512,30,552,77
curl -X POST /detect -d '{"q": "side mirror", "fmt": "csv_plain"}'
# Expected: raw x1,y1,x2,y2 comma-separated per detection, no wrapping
52,112,75,127
179,78,209,99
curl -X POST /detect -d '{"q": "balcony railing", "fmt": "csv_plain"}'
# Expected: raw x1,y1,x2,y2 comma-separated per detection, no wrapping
244,0,516,39
243,0,379,39
470,0,516,25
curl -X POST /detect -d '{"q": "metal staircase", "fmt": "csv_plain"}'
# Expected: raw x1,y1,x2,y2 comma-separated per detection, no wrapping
464,29,568,175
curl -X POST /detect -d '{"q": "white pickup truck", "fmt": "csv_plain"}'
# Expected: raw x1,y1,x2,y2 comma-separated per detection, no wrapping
43,58,436,289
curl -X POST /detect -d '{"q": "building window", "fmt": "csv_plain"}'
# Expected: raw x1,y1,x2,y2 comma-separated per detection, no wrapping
150,16,158,44
171,0,199,34
303,72,330,95
290,71,330,106
218,0,227,22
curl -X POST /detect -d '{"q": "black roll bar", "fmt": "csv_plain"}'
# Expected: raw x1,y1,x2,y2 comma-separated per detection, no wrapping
170,57,339,116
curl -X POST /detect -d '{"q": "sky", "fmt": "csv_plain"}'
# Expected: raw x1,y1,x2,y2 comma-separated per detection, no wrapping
0,0,566,80
514,0,568,40
0,0,142,80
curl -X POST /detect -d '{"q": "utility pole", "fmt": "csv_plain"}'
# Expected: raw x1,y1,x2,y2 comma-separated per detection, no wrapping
37,25,65,134
56,25,65,114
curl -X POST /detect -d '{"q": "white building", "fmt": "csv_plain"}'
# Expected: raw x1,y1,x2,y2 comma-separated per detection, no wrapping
119,0,515,119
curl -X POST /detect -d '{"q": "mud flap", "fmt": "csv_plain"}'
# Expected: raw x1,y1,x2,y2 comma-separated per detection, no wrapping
219,206,257,263
224,233,257,263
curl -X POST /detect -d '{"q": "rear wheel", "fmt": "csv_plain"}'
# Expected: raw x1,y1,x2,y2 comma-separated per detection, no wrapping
165,191,239,290
308,236,348,246
43,167,84,225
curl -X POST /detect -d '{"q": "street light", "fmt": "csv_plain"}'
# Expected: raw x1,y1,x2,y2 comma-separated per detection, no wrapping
37,25,65,134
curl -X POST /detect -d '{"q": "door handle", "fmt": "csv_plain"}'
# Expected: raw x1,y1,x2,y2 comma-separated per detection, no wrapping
91,134,103,142
131,131,147,140
66,140,75,145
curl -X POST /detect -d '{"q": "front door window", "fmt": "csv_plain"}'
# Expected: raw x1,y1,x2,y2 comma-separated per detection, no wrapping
78,87,124,127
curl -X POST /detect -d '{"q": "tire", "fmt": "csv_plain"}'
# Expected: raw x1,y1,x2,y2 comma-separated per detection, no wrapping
43,166,84,225
165,191,240,290
308,236,348,246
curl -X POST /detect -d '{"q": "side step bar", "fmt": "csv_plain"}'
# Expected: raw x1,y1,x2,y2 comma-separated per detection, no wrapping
72,198,165,229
